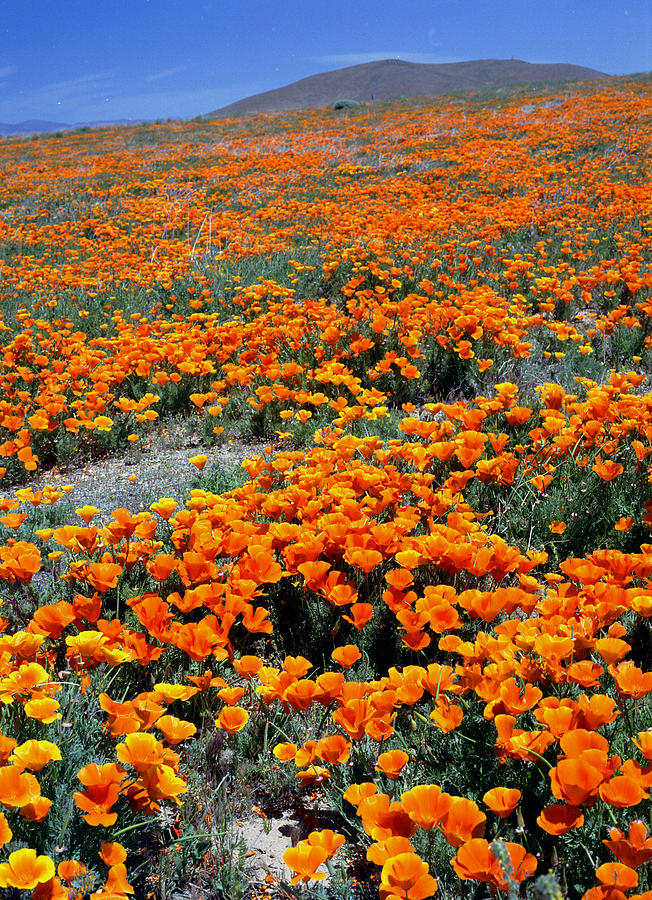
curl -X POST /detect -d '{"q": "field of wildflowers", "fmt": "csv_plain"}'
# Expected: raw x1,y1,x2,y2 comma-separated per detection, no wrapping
0,74,650,899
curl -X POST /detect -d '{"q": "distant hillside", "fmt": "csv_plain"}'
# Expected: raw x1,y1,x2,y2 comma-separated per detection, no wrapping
0,119,73,136
0,118,136,137
209,58,606,116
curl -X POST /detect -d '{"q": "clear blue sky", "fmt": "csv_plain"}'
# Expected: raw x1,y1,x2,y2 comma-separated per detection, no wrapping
1,0,650,123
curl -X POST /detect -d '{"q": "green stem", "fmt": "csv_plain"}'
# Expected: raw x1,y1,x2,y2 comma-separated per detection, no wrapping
58,794,75,844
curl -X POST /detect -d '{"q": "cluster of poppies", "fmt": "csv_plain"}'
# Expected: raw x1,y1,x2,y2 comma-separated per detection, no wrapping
0,76,650,898
0,397,650,894
0,80,650,477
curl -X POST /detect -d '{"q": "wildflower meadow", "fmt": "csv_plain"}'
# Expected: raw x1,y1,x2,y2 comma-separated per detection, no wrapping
0,75,650,899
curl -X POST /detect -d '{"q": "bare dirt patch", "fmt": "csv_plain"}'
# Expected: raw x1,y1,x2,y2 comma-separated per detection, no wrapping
1,420,266,521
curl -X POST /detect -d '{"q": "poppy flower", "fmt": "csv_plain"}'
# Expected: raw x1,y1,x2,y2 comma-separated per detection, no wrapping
0,848,55,890
218,686,246,706
58,859,87,883
99,862,135,896
74,762,125,827
343,782,378,807
599,775,649,808
376,749,409,780
0,811,12,847
149,498,178,519
357,792,417,841
214,706,249,734
401,784,453,830
273,742,297,762
536,803,584,835
595,637,631,666
99,843,127,866
331,644,362,668
140,764,188,802
452,839,536,889
155,715,197,745
549,757,606,807
0,766,42,808
367,836,416,866
9,739,61,772
380,852,437,899
283,842,328,884
439,796,487,847
116,732,167,772
632,732,652,761
482,787,521,818
232,655,263,679
86,561,123,593
429,697,463,733
294,765,331,786
450,839,496,884
306,829,345,858
595,863,638,889
19,795,53,822
23,697,61,724
342,602,374,630
603,822,652,872
611,663,652,699
76,505,100,523
316,735,351,765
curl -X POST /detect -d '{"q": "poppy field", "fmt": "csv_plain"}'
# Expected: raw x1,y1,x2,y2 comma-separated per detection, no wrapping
0,75,650,899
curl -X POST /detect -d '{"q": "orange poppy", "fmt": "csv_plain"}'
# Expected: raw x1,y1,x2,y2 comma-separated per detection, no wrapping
343,782,378,807
100,862,135,896
368,837,416,870
595,863,638,890
342,602,374,630
0,849,55,890
451,839,536,890
140,764,188,803
214,706,249,734
357,792,417,841
603,821,652,868
401,784,452,830
116,733,167,772
536,803,585,835
439,796,487,847
99,842,127,866
306,829,345,858
0,811,12,846
232,655,263,679
632,732,652,761
0,766,42,808
316,735,351,765
599,775,649,808
376,749,409,780
74,762,125,827
380,852,437,899
331,644,362,668
20,796,53,822
155,715,197,745
282,842,328,885
23,697,61,724
482,787,521,818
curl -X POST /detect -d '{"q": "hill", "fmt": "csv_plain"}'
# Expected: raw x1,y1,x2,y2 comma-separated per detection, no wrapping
208,57,606,116
0,118,136,136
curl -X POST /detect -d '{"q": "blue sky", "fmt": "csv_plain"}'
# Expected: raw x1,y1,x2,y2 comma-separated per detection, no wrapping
1,0,650,123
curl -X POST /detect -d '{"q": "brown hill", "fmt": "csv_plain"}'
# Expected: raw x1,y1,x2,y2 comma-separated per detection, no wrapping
208,58,606,116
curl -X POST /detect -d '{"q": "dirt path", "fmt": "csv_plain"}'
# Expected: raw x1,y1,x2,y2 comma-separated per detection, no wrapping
1,421,266,521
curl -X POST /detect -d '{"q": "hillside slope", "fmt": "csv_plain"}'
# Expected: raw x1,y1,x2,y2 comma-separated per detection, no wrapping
209,57,606,116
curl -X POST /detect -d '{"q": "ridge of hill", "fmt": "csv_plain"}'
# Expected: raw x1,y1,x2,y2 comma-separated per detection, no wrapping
0,118,137,136
208,57,607,116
